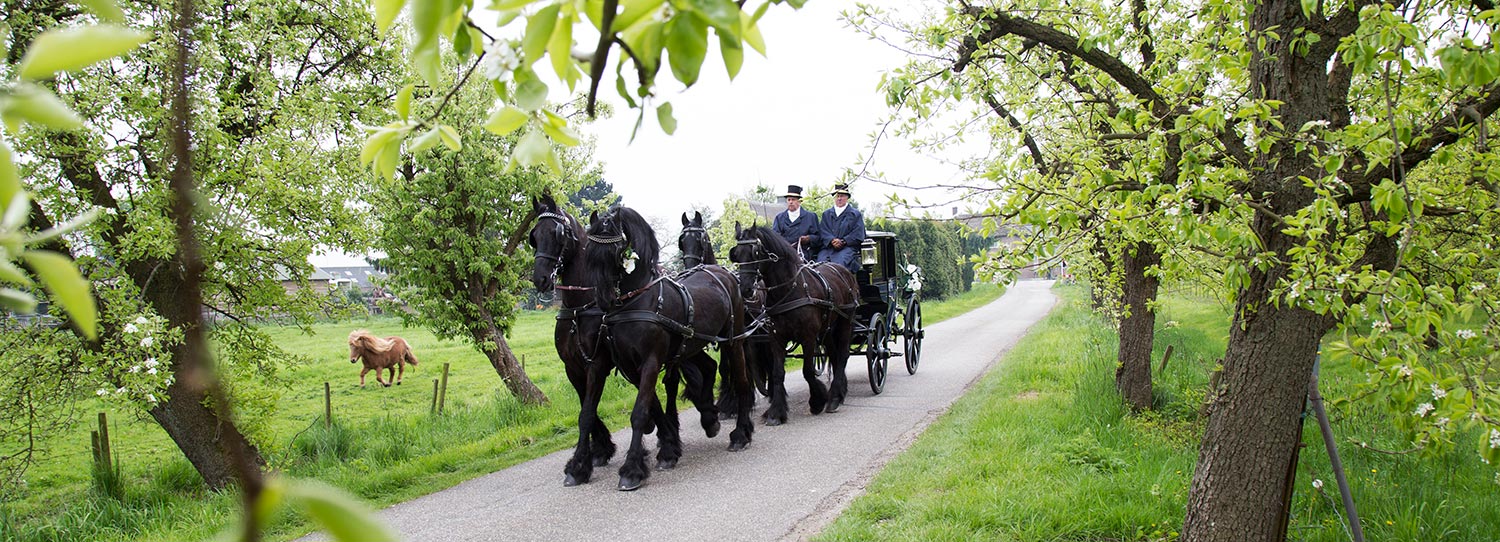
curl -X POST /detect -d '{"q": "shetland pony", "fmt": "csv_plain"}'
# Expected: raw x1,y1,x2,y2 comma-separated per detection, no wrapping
348,330,419,387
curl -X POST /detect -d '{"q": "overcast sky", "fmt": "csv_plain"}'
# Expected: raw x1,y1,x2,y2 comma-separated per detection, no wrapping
315,0,966,267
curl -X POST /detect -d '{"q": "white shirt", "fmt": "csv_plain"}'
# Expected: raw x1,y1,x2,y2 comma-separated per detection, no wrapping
833,204,848,217
787,209,801,222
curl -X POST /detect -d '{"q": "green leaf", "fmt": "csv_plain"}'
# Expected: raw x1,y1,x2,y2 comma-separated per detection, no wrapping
408,127,443,153
0,259,33,286
0,143,19,208
19,250,96,339
412,41,441,86
548,13,577,91
614,62,638,108
0,288,38,313
656,101,677,135
719,31,743,79
621,20,666,75
665,14,709,87
1,84,84,131
377,137,403,180
539,110,580,145
688,0,740,33
438,124,462,151
17,25,149,80
523,3,562,66
615,0,666,31
484,106,531,135
286,480,398,542
2,190,29,232
741,7,768,55
514,76,549,112
27,208,99,247
395,84,416,121
1299,0,1316,18
514,128,551,167
374,0,408,34
453,21,473,60
80,0,127,23
490,0,539,10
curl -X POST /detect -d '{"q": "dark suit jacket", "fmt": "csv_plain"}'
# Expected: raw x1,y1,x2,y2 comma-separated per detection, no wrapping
817,205,866,271
773,209,820,258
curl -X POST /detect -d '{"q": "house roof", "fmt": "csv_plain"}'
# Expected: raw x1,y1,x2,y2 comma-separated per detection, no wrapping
319,266,387,290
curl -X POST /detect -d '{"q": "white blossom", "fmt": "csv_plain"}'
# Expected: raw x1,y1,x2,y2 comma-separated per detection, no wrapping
1473,283,1487,292
1490,429,1500,449
147,367,157,375
1373,320,1392,333
141,336,154,348
1436,417,1451,427
134,316,149,325
116,387,127,395
144,357,158,369
1312,479,1324,489
128,365,141,373
480,40,521,82
1415,403,1434,417
96,388,109,396
1398,365,1413,378
1432,384,1448,399
1335,273,1348,285
123,323,139,334
147,394,157,404
213,261,226,271
1456,329,1477,340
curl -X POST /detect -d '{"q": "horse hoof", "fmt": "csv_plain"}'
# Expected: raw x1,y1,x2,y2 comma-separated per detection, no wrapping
764,417,784,427
826,399,843,413
592,457,610,468
727,440,749,452
396,381,402,386
704,419,721,438
564,474,584,487
618,477,644,491
656,458,678,470
382,383,391,388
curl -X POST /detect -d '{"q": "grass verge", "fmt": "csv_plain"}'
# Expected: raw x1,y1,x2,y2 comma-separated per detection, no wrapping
815,284,1499,541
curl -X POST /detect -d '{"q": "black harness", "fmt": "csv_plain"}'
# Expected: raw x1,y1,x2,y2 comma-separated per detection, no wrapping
590,231,742,366
733,237,857,324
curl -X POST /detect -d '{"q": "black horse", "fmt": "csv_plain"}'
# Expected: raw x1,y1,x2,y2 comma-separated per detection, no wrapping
584,205,755,491
677,213,772,413
528,195,625,486
728,224,858,425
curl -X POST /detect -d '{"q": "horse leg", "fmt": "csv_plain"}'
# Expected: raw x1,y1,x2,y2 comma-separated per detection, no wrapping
681,351,721,438
801,333,830,415
763,342,792,425
358,366,369,387
825,318,855,413
378,364,392,387
724,340,754,451
395,360,404,385
618,355,663,491
655,363,683,470
565,358,615,486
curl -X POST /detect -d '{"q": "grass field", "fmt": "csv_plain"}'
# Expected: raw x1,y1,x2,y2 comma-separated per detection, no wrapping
815,284,1500,541
0,285,1006,541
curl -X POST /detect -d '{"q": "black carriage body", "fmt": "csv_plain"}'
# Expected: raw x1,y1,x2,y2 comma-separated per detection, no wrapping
854,231,900,320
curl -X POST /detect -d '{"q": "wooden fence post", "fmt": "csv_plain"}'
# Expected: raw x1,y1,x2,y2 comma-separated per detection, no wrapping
97,412,112,472
438,362,451,414
431,379,439,414
324,382,332,428
1157,344,1175,374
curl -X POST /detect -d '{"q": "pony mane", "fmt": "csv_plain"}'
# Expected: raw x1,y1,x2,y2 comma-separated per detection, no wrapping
583,205,661,302
615,206,660,267
348,330,394,353
748,224,801,265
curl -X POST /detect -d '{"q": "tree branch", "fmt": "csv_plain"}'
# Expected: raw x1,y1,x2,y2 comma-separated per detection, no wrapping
1342,82,1500,204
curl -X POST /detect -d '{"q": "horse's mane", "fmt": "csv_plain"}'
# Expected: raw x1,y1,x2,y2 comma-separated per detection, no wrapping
747,224,801,266
348,330,394,353
583,205,661,298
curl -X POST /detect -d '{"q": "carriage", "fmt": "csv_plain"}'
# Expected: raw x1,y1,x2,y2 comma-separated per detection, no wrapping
836,231,925,394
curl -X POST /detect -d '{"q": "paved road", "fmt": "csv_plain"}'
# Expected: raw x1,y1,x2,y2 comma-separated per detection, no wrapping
301,280,1056,542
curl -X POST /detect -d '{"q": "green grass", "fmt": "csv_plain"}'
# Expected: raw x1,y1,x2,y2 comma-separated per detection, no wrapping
922,284,1006,325
816,284,1500,542
1,287,1011,542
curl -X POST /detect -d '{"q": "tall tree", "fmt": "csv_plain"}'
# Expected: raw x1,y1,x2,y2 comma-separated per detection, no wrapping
5,0,405,489
858,0,1500,539
371,83,599,405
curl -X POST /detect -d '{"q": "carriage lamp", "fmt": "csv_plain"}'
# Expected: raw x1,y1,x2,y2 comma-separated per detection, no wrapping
861,245,877,267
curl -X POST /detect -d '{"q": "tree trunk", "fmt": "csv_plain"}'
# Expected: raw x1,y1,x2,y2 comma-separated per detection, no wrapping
147,371,265,491
1115,242,1159,411
1088,232,1118,312
483,326,549,405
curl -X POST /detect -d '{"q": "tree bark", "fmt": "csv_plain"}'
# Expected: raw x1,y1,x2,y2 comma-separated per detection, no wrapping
482,325,549,405
147,371,265,490
1115,241,1159,411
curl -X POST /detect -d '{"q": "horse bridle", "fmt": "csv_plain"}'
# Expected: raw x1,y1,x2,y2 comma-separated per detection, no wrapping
730,236,783,291
534,211,584,292
679,226,708,267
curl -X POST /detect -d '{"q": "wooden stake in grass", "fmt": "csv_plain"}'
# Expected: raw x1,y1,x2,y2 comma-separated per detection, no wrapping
323,381,332,428
438,362,451,414
97,412,112,473
1157,344,1175,374
431,379,440,414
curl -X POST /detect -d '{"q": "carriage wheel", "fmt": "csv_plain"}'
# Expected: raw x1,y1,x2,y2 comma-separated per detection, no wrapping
866,313,889,394
904,296,924,375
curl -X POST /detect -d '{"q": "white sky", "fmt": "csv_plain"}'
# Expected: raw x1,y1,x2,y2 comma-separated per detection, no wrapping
315,0,969,267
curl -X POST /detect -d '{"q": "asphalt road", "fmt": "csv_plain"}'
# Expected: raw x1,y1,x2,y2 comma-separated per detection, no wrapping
300,280,1056,542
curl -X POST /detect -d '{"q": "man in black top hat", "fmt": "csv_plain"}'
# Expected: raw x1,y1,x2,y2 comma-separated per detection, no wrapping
816,183,865,273
772,184,820,261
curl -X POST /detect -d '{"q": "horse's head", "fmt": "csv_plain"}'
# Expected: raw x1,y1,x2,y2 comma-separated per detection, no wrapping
347,330,367,363
584,205,658,308
528,194,576,293
728,222,771,298
678,211,713,268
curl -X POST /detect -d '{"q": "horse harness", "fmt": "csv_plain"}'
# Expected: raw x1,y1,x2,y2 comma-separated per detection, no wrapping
678,225,709,268
734,237,857,325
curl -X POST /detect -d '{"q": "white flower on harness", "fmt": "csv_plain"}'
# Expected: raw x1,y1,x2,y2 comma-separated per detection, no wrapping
622,247,638,274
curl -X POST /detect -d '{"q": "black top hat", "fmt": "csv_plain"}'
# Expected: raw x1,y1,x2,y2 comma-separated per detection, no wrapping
783,185,805,199
832,183,852,197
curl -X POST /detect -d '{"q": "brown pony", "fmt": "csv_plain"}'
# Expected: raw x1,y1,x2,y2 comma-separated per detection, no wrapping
348,330,419,387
